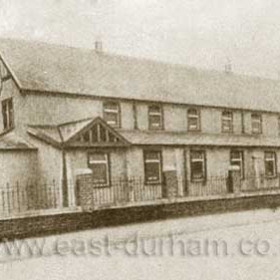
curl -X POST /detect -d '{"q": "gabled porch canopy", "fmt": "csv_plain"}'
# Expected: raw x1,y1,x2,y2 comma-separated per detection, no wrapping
28,117,131,149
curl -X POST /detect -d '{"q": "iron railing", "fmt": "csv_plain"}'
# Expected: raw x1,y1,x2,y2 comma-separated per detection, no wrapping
0,174,280,217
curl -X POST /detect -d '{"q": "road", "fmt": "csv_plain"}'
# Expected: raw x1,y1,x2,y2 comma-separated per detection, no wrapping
1,208,280,280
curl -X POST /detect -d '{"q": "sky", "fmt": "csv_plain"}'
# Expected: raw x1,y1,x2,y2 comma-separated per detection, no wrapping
1,0,280,79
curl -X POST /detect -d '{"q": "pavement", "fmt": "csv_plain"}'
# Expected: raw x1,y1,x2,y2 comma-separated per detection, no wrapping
1,208,280,279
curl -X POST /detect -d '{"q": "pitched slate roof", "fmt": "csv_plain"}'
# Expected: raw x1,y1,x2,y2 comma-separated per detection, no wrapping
1,38,280,112
120,130,280,148
27,118,93,146
28,117,130,148
28,114,280,148
0,132,37,150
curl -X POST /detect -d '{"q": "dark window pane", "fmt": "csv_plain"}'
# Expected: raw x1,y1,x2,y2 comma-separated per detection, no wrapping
265,152,276,177
104,102,119,111
104,112,118,126
265,161,274,177
2,99,13,130
190,151,206,181
88,153,109,186
103,102,120,127
149,115,161,128
145,162,160,182
222,111,233,132
230,151,244,178
149,105,161,113
252,114,262,133
91,164,108,184
189,118,198,128
145,151,160,160
2,102,7,129
188,109,198,116
148,105,162,130
144,151,162,184
231,151,241,160
191,151,204,160
188,108,200,130
8,99,13,128
191,162,204,180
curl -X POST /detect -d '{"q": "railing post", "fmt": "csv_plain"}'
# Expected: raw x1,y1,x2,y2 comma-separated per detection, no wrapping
128,178,135,203
6,183,11,215
163,168,178,199
228,166,241,194
16,181,20,212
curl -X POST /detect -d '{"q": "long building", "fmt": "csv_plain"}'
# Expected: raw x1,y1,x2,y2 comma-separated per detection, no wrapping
0,38,280,212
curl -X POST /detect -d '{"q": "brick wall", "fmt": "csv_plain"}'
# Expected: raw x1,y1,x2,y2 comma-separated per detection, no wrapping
1,194,280,241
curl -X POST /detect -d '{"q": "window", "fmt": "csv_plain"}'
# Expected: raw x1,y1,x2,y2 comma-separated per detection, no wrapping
264,152,277,178
148,105,163,130
230,151,244,178
144,151,162,184
133,102,138,130
2,98,13,130
190,151,206,181
251,113,262,134
222,111,233,133
241,112,245,134
103,101,121,128
187,108,200,131
88,153,110,186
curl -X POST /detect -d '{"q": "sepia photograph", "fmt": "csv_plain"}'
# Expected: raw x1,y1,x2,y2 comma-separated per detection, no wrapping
1,0,280,279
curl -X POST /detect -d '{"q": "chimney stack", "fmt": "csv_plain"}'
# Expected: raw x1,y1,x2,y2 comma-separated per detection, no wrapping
95,40,103,53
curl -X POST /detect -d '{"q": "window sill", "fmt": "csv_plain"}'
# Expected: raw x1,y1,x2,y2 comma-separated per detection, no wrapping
190,178,206,183
144,181,162,186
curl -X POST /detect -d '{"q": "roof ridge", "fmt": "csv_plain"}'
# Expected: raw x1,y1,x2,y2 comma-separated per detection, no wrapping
1,37,279,83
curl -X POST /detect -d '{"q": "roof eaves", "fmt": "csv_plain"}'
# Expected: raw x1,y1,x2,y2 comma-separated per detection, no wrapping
0,146,38,151
20,88,280,115
0,51,23,90
27,128,62,149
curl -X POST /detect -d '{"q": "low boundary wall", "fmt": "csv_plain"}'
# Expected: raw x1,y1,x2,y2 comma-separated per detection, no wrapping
1,194,280,241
